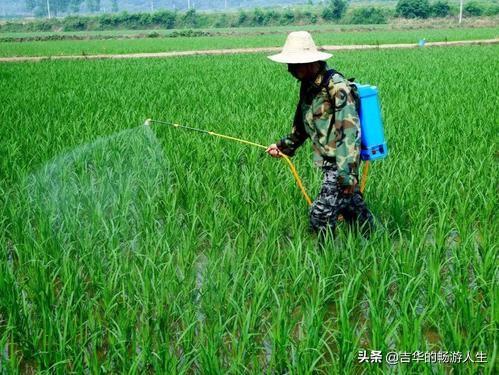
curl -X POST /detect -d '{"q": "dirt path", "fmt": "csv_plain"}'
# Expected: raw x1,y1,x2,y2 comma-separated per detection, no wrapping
1,38,498,63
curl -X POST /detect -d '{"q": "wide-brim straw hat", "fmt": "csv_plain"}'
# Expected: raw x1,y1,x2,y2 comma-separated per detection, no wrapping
268,31,332,64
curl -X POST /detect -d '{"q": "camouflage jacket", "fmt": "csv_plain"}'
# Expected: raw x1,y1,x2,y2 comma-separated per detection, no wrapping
276,67,361,187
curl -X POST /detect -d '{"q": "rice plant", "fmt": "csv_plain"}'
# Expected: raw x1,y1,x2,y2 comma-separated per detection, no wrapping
0,45,497,373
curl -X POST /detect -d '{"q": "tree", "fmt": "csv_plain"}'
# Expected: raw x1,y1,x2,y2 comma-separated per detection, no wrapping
25,0,74,17
151,10,176,28
86,0,100,13
281,8,295,25
69,0,84,13
111,0,118,12
430,0,450,17
25,0,38,11
396,0,431,18
350,7,387,24
464,2,484,16
322,0,348,21
237,10,248,26
252,8,265,25
182,8,198,27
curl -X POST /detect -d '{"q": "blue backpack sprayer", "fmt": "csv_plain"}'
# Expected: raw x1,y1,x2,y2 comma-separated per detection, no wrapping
322,69,388,162
356,84,388,161
144,78,387,206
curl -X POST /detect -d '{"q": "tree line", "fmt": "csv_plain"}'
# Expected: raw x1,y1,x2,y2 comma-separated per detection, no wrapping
2,0,497,32
395,0,496,18
23,1,314,17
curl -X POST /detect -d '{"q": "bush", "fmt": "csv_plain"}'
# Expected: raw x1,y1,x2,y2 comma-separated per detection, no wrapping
350,7,387,24
293,9,317,24
182,9,198,28
34,20,54,32
137,13,153,26
63,16,88,31
322,0,348,21
170,29,209,38
121,13,142,29
112,11,131,27
484,4,499,16
265,9,281,24
99,14,119,29
464,2,484,16
430,1,450,17
237,11,248,26
213,14,229,28
396,0,431,18
252,8,266,26
301,10,313,21
151,10,176,29
281,8,296,25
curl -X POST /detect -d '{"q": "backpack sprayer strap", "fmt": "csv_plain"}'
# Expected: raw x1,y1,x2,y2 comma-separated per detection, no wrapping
322,70,368,190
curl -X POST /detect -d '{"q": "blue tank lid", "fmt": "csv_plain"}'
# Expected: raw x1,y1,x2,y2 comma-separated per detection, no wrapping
356,84,378,98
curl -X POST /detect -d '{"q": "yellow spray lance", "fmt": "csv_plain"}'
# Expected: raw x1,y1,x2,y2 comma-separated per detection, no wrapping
144,119,369,207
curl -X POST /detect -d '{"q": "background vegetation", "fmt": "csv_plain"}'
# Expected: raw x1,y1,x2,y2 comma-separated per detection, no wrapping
1,1,498,32
1,26,498,56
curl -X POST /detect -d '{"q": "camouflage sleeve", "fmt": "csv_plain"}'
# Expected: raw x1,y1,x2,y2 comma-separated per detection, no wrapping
334,86,361,187
276,101,309,157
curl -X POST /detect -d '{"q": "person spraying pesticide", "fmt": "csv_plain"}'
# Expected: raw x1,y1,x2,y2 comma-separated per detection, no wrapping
266,31,387,237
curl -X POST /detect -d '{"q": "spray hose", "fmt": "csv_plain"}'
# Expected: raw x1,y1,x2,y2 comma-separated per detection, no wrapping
144,119,369,206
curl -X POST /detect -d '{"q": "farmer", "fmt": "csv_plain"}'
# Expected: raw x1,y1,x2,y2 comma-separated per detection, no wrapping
266,31,375,237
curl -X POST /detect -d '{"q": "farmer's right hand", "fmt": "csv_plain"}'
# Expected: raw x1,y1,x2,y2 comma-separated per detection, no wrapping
266,144,282,158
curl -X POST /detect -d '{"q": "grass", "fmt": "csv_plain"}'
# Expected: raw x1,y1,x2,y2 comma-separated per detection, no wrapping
0,45,497,373
0,26,497,57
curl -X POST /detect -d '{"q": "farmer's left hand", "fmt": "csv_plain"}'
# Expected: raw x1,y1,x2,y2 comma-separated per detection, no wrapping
266,144,282,158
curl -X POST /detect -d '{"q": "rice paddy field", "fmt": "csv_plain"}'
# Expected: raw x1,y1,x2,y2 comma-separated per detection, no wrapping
0,39,497,373
0,23,393,39
0,26,498,57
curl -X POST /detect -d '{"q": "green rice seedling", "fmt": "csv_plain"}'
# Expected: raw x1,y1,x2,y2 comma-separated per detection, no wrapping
1,26,498,57
0,45,497,373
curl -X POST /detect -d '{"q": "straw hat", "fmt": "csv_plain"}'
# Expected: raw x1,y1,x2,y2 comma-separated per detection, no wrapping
268,31,332,64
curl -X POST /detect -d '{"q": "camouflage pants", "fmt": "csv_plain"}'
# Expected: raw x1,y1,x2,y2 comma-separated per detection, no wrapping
310,166,374,236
